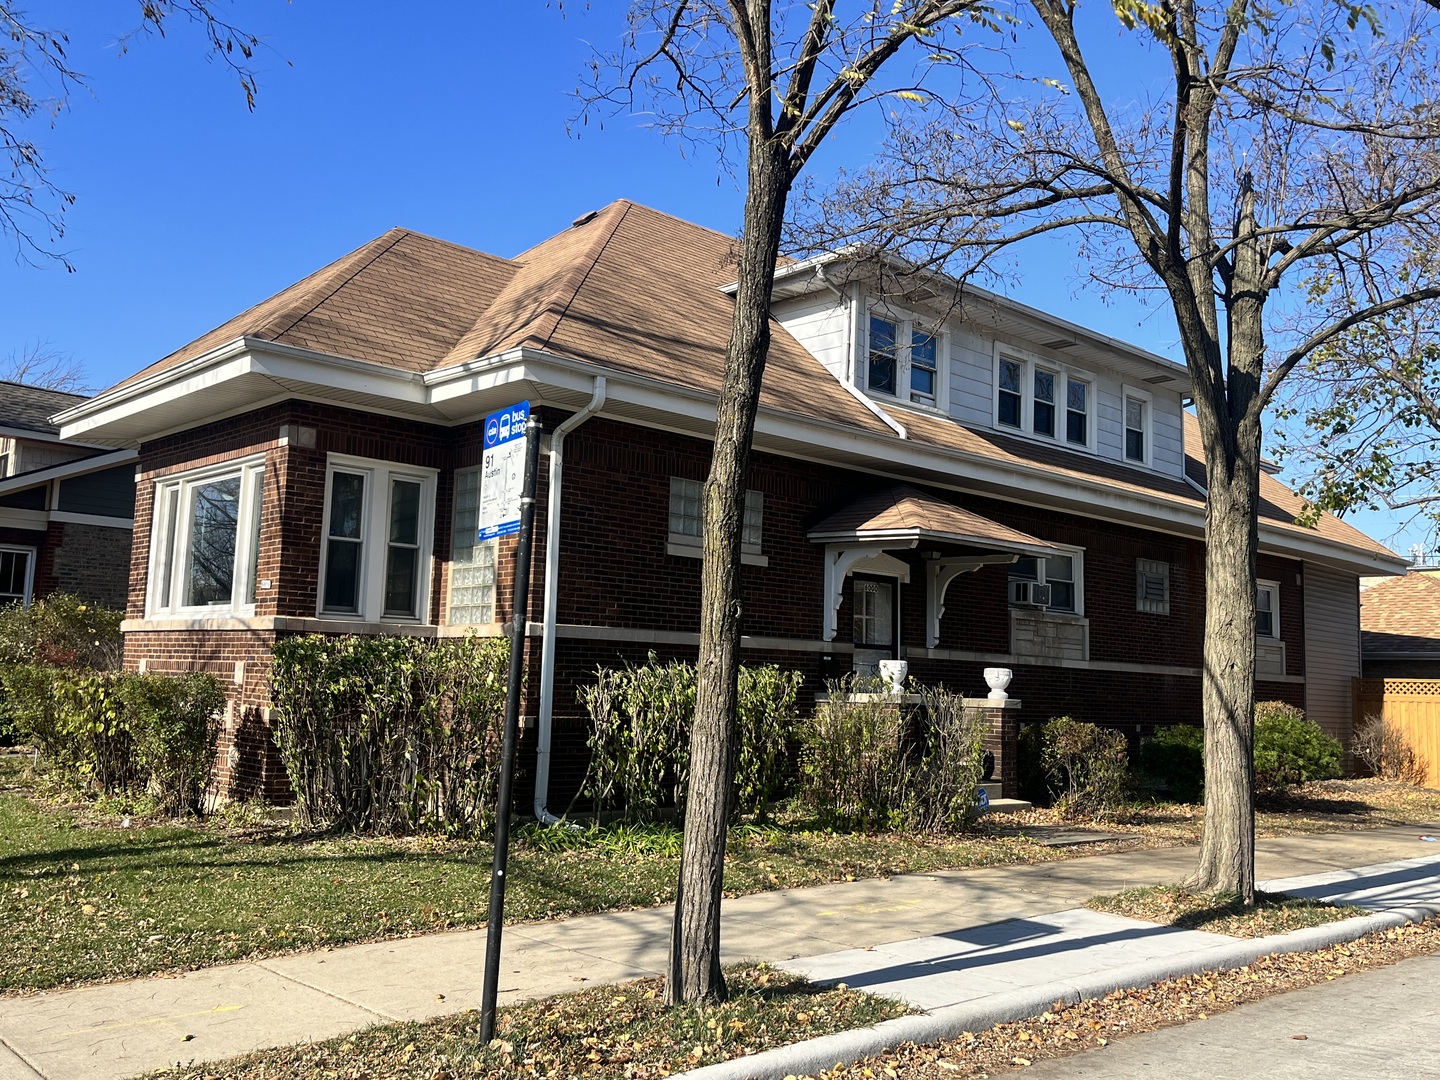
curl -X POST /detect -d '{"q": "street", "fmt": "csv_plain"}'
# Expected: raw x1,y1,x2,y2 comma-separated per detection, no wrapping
1024,953,1440,1079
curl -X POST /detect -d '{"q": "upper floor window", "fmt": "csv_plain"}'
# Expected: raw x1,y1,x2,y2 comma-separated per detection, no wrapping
1124,391,1151,463
668,477,766,564
1008,548,1083,615
1256,581,1280,638
449,467,497,625
866,313,942,406
147,457,265,616
319,455,437,623
0,546,34,607
994,348,1094,450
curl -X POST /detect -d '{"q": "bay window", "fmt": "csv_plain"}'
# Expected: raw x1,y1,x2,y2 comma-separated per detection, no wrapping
147,457,265,616
318,455,436,623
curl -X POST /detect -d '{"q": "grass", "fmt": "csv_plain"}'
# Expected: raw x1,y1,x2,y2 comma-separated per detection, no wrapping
1087,884,1365,936
145,963,910,1080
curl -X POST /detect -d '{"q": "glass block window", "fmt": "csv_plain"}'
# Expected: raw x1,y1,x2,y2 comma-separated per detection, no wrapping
450,467,497,625
669,478,763,555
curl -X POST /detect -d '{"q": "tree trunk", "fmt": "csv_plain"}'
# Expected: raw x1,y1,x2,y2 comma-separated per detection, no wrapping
1190,463,1260,900
667,139,791,1005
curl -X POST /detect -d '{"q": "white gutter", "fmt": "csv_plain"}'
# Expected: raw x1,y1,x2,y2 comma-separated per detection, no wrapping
534,376,607,825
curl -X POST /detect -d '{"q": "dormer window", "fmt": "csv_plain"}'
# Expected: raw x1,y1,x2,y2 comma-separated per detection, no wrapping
994,347,1095,451
865,312,943,405
1122,385,1153,465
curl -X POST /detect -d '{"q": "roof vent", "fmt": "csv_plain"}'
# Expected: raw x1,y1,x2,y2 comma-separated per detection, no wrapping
572,210,598,228
1144,374,1175,384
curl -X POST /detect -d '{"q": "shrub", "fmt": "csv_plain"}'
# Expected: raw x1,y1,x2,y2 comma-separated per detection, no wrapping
1138,724,1205,803
799,682,908,830
1253,701,1341,790
1352,714,1426,784
0,665,223,809
270,634,510,834
903,687,990,831
118,673,227,814
579,654,802,823
1020,716,1130,819
0,594,123,670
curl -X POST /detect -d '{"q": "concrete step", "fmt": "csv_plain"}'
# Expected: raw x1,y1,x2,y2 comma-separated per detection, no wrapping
983,797,1032,813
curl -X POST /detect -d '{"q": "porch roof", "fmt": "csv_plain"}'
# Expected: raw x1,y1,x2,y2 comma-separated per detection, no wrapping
807,485,1058,558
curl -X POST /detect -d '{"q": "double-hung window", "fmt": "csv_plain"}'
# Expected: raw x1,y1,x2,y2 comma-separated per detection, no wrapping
866,313,943,406
319,455,437,623
148,457,266,616
1256,581,1280,639
994,348,1094,451
1123,388,1152,464
1008,548,1084,615
0,546,34,606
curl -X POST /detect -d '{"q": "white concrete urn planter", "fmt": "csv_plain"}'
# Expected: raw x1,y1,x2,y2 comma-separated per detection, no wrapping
878,659,909,695
983,667,1013,702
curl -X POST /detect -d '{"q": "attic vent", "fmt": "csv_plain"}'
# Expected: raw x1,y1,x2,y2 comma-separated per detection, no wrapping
572,210,599,228
1040,339,1075,350
1144,375,1175,384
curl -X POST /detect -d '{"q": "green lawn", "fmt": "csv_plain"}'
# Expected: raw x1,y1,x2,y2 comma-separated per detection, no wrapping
0,784,1053,992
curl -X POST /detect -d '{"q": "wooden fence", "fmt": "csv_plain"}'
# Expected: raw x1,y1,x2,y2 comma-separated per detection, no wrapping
1352,678,1440,788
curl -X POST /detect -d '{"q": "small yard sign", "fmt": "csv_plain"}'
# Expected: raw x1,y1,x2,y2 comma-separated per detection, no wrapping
478,401,530,540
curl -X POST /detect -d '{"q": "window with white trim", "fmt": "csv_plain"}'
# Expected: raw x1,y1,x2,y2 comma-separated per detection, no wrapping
0,546,34,606
1124,392,1150,463
1256,581,1280,639
865,313,944,406
319,456,437,622
1136,559,1170,615
147,458,265,615
993,348,1095,450
1009,548,1084,614
668,477,764,561
449,467,497,625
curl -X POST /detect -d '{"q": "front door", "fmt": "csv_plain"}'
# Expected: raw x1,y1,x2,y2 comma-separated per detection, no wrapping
852,575,897,678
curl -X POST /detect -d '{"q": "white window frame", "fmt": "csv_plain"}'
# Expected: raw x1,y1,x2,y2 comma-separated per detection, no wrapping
1256,579,1281,639
1136,558,1171,615
317,454,438,624
1121,384,1155,466
667,477,767,567
991,344,1097,453
0,545,35,607
1008,543,1086,616
863,307,947,408
146,455,266,617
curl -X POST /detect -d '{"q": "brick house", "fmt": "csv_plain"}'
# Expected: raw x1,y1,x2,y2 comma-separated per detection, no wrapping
0,381,136,608
55,200,1404,806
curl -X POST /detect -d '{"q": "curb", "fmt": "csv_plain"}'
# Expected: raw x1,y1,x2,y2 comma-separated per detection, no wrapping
672,903,1440,1080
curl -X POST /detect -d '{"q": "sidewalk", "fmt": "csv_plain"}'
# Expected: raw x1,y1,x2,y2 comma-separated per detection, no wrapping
1,826,1437,1080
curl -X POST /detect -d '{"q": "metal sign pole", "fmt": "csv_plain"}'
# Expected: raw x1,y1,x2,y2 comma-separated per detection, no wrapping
479,414,542,1043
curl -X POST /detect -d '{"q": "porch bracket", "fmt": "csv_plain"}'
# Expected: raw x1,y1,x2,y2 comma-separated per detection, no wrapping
822,543,893,641
926,554,1020,648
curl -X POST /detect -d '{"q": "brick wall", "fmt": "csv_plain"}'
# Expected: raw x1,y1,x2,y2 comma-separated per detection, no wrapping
50,522,131,608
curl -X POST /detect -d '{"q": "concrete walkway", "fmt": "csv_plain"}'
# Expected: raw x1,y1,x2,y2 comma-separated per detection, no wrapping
0,826,1437,1080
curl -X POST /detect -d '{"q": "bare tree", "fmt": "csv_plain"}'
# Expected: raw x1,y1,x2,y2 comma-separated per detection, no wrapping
0,339,91,392
1,2,264,270
583,0,991,1003
1276,266,1440,552
803,0,1440,900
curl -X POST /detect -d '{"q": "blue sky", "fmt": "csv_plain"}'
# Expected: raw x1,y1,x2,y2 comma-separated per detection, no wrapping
0,1,1421,556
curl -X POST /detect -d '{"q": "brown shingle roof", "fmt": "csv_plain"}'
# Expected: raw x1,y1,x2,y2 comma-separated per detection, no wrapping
1361,573,1440,656
809,484,1051,552
113,229,518,390
0,380,88,433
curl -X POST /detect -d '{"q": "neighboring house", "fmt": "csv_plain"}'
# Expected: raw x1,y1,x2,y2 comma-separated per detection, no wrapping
55,200,1405,804
0,381,136,608
1361,572,1440,678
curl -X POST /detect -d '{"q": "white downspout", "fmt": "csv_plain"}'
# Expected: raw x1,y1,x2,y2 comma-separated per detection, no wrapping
534,376,607,825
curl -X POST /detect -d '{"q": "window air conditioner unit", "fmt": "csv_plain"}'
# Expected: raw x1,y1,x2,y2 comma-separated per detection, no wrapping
1009,580,1052,607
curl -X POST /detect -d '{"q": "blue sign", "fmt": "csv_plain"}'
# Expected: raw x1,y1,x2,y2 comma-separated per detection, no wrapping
478,401,530,540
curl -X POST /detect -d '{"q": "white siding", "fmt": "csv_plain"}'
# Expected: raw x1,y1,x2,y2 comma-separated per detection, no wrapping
1095,373,1125,459
771,293,852,382
1151,392,1185,475
947,326,993,426
1304,563,1362,746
